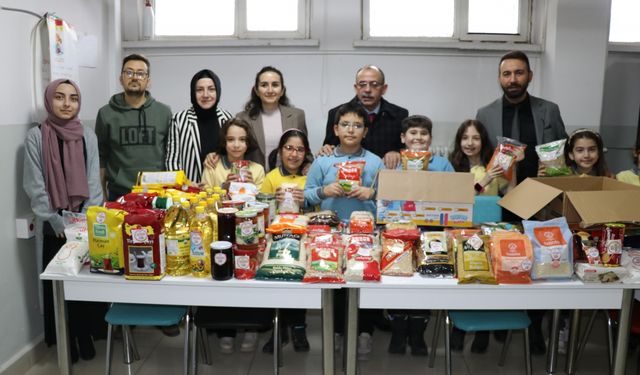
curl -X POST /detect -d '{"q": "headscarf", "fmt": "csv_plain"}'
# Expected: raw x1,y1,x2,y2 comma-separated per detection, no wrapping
41,79,89,212
190,69,222,121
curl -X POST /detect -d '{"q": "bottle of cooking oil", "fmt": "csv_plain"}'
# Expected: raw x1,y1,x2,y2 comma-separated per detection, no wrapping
190,205,213,277
164,198,191,276
205,197,219,241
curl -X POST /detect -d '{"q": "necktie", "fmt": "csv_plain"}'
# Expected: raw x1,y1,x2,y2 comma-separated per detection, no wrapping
510,107,519,141
368,113,376,124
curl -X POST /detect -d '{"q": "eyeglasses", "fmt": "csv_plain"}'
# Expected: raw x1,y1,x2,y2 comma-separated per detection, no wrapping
356,81,383,89
122,70,149,79
283,145,306,154
338,122,365,130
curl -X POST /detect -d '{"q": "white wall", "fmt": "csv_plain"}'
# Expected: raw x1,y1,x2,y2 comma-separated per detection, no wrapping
0,0,112,370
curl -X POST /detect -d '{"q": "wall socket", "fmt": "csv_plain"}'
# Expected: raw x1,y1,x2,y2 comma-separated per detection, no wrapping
16,215,36,239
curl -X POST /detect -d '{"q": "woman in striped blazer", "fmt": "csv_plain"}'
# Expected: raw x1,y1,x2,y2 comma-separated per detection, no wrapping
166,69,233,183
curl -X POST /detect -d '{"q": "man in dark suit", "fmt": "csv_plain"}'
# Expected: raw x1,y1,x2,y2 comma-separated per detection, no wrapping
318,65,408,169
476,50,568,183
475,51,568,355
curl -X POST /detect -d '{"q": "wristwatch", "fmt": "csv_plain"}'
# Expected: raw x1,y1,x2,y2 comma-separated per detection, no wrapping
474,182,484,193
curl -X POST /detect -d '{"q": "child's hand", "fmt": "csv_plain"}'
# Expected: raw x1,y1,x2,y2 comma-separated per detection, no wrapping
240,170,254,183
316,144,335,157
275,187,304,203
226,173,240,183
347,185,375,201
537,163,547,177
481,164,503,187
322,182,344,198
383,151,401,169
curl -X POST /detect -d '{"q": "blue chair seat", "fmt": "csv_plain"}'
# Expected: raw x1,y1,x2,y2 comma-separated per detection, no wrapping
105,303,187,326
449,310,531,332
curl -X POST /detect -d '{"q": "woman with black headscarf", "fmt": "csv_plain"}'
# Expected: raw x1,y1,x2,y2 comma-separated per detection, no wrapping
166,69,233,183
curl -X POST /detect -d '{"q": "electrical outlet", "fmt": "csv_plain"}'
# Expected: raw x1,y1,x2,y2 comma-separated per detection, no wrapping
16,214,36,239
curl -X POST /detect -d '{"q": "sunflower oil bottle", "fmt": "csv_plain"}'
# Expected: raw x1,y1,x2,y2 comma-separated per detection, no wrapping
164,198,191,276
190,205,213,277
206,197,219,242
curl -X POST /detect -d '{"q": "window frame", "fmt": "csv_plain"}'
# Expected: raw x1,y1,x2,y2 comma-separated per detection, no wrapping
151,0,309,40
362,0,531,44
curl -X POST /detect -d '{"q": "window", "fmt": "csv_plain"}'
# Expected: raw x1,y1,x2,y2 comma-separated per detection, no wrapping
364,0,530,43
609,0,640,43
153,0,308,39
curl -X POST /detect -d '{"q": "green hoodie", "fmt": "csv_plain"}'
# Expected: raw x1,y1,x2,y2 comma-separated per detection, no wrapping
95,91,172,197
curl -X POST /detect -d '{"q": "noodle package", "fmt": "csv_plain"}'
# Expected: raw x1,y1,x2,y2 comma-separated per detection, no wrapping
489,232,534,284
488,137,526,181
455,234,497,284
535,139,571,176
417,231,454,278
523,217,574,280
335,160,366,193
381,229,420,276
401,150,431,171
344,234,381,282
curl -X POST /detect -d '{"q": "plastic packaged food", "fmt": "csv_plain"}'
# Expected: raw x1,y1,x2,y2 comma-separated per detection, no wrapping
621,249,640,284
343,234,381,282
62,211,88,242
231,160,252,182
278,182,300,213
137,170,189,188
349,211,375,234
255,232,307,281
488,137,526,181
123,208,166,280
44,241,89,276
455,234,497,284
307,211,342,228
401,149,431,171
335,160,366,193
489,232,534,284
574,231,601,265
381,229,420,276
228,182,258,202
445,228,481,278
416,231,453,278
523,217,573,280
303,241,345,284
385,220,417,231
595,223,625,267
268,214,309,233
88,206,127,274
535,139,571,176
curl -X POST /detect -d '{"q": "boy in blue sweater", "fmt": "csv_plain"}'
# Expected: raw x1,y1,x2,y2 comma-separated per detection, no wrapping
397,114,454,171
304,102,384,357
305,102,384,221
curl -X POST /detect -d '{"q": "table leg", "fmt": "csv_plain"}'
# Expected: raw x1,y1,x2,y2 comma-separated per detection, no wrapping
565,309,581,375
613,289,633,375
321,289,334,375
273,308,280,374
345,288,359,375
52,280,72,375
546,309,561,374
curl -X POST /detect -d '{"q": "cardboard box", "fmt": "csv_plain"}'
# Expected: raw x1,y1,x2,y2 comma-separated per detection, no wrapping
498,176,640,227
376,170,474,227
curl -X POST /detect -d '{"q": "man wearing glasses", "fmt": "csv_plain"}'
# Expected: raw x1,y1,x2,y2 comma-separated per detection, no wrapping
319,65,408,169
95,54,172,201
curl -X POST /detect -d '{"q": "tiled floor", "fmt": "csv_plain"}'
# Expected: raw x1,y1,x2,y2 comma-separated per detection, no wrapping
24,310,638,374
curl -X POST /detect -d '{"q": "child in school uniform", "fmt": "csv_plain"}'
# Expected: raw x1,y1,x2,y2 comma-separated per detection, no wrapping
397,114,454,172
616,144,640,186
304,102,384,357
563,128,611,177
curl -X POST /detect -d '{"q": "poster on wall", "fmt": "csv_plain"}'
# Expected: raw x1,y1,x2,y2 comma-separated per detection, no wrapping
41,13,79,86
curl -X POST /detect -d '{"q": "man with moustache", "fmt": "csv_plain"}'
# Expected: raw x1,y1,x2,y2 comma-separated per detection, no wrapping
476,50,567,184
319,65,408,169
474,50,567,355
95,54,172,201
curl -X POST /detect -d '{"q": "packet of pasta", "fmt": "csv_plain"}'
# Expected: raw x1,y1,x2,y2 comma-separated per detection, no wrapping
488,137,526,181
535,139,571,176
343,234,381,282
489,232,534,284
381,229,420,276
401,150,431,171
335,160,366,193
417,231,453,278
455,234,497,284
523,217,573,280
137,170,189,188
349,211,375,234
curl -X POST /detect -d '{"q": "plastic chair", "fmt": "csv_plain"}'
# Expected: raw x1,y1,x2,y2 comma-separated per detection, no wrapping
104,303,190,375
440,310,532,375
192,306,277,375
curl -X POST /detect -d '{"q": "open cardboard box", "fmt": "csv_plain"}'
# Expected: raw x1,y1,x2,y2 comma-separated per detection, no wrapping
376,170,475,227
498,176,640,227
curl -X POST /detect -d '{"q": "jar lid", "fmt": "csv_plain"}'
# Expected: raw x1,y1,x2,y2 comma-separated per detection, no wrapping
256,193,275,200
246,201,269,209
211,241,233,250
217,207,239,214
236,210,257,218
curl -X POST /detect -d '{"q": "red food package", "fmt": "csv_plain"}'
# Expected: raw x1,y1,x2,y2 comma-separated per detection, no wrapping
335,160,366,193
381,229,420,276
233,245,259,280
116,192,158,208
344,234,381,282
349,211,375,234
232,160,252,182
303,243,345,284
487,137,526,181
123,208,166,280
